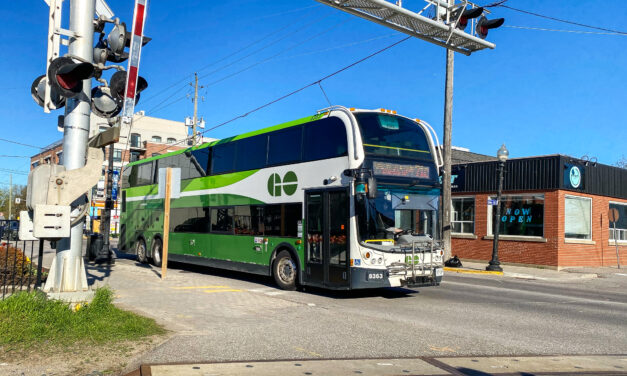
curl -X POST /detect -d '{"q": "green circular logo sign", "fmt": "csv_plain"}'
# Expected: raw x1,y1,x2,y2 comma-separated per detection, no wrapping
267,171,298,196
569,166,581,188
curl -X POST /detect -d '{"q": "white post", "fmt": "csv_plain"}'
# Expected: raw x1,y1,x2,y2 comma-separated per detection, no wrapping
44,0,95,293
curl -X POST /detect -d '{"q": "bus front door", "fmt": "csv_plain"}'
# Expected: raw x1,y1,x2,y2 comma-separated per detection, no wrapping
304,189,350,288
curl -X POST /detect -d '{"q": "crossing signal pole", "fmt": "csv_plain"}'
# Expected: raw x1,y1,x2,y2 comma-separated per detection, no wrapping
45,0,96,293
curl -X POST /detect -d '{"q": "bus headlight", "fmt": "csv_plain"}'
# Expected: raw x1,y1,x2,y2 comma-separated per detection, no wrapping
378,257,383,264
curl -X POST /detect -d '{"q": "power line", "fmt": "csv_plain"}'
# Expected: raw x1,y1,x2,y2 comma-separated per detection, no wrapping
504,25,627,36
149,35,412,156
0,138,42,150
486,2,627,35
0,155,30,158
148,15,345,117
140,8,323,107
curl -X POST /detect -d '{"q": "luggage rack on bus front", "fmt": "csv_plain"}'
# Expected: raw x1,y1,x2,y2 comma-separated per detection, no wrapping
388,239,442,284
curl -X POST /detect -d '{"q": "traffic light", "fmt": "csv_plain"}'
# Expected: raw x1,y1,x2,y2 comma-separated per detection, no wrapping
47,56,95,98
452,6,484,31
91,86,121,118
109,70,148,105
106,22,129,63
90,70,147,119
476,16,505,39
31,75,65,110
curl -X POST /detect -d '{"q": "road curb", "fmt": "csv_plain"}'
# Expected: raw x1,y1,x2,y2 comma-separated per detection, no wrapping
444,267,503,276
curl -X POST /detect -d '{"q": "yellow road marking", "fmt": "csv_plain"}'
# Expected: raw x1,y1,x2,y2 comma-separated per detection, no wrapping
171,285,231,290
203,289,242,293
294,347,323,357
444,267,503,276
430,345,457,353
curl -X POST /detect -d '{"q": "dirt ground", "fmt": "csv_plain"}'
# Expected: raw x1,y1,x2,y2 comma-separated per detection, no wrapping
0,334,169,376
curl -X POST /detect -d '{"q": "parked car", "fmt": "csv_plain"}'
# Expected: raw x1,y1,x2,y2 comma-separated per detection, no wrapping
0,220,19,241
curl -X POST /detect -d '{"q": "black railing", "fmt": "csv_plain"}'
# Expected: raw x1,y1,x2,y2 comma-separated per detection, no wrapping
0,222,45,299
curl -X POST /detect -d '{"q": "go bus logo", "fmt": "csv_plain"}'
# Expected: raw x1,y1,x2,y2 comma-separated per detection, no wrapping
267,171,298,197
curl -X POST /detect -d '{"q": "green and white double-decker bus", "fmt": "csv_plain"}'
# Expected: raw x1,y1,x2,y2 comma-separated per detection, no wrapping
120,106,444,290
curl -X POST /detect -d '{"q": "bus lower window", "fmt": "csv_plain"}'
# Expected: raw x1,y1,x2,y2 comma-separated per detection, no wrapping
211,207,234,233
234,206,263,235
264,203,302,237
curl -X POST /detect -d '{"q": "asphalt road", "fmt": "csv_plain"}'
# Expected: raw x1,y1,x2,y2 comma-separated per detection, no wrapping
83,254,627,367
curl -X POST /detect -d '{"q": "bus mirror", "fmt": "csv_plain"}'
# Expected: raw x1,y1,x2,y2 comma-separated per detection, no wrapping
367,177,378,199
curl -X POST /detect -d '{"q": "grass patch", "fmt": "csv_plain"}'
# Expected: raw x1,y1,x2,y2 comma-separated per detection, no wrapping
0,287,165,349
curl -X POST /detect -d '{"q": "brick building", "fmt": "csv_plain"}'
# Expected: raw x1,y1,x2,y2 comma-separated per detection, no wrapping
450,152,627,268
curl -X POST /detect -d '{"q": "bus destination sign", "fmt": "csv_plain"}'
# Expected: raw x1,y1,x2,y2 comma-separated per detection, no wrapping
373,161,430,179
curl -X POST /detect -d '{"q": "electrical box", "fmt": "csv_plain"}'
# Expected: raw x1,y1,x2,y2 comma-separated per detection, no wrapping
26,164,66,210
18,211,38,241
33,205,71,239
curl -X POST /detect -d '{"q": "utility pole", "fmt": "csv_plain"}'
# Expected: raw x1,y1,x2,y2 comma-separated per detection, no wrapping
190,72,203,145
44,0,95,293
441,0,455,262
8,174,12,220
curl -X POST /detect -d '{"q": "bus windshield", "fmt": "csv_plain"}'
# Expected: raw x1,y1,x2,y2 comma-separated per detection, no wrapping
355,112,432,161
355,189,439,242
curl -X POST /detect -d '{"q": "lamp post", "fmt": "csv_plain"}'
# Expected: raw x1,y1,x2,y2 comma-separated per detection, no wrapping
487,144,509,272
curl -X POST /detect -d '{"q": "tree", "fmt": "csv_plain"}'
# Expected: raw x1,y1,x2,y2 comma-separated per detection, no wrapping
0,185,27,220
617,155,627,169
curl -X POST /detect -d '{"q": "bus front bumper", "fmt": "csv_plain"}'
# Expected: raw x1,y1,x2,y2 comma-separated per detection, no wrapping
350,267,443,289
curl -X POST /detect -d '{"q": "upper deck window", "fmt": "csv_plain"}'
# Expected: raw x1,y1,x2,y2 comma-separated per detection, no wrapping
355,113,431,161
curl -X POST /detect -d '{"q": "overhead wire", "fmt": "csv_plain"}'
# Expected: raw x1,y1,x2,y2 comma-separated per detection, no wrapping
503,25,627,36
148,35,412,156
0,138,42,150
484,1,627,35
140,8,325,107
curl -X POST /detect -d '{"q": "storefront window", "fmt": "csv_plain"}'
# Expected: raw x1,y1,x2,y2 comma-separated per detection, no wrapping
609,202,627,242
488,194,544,237
565,195,591,240
452,197,474,234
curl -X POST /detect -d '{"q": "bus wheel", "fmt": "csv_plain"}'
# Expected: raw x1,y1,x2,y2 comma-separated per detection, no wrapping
151,238,163,267
273,250,297,291
136,239,148,264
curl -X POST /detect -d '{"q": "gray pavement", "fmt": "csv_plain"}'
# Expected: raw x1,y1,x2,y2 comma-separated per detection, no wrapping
26,242,627,374
76,248,627,375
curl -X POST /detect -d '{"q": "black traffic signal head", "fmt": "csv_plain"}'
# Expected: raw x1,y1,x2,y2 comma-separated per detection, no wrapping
454,6,483,30
476,16,505,39
109,70,148,106
106,22,129,63
91,86,122,118
31,74,66,110
47,57,95,98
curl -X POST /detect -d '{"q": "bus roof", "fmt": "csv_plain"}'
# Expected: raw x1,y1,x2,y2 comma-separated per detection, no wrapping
125,111,328,167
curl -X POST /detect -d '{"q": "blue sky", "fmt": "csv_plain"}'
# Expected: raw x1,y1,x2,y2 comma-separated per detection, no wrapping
1,0,626,186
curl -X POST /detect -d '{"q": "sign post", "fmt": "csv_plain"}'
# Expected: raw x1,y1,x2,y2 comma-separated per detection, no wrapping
609,208,621,269
161,167,172,279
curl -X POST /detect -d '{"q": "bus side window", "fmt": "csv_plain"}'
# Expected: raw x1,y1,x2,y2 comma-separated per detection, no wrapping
211,207,234,233
121,191,126,213
303,118,348,162
267,126,303,166
211,143,236,175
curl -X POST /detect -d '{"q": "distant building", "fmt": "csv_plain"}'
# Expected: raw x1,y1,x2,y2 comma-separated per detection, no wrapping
450,149,627,268
30,112,217,233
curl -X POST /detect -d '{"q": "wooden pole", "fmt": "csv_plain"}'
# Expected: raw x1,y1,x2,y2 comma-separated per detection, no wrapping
162,167,172,279
614,222,621,269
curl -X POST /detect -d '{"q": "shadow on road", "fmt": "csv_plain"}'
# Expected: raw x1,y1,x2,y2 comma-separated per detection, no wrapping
112,249,423,299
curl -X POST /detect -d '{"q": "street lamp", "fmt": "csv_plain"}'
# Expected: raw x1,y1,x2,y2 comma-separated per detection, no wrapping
487,144,509,272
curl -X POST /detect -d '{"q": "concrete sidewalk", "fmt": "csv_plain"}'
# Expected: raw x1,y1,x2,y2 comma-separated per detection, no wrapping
129,355,627,376
444,260,609,281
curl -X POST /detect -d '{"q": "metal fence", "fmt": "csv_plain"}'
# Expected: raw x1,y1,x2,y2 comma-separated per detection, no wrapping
0,220,45,299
